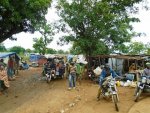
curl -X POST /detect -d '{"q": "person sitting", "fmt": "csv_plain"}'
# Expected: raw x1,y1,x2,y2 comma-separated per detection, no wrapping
97,63,116,100
44,61,50,73
0,65,9,95
143,62,150,76
134,62,150,96
0,59,6,67
129,63,136,73
22,61,29,70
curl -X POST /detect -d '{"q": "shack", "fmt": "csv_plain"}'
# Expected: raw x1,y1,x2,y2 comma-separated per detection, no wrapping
29,54,47,66
87,54,150,74
0,52,20,64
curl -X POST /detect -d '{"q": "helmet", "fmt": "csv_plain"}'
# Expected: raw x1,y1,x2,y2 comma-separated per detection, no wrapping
146,62,150,67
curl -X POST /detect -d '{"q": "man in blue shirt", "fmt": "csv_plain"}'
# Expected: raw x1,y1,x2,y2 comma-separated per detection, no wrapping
97,63,116,100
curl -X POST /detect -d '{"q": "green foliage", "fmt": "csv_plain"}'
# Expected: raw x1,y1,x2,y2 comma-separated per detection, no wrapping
33,22,54,55
46,48,57,54
25,48,33,53
145,42,150,55
147,48,150,55
128,42,145,55
0,43,7,52
33,37,45,55
70,41,109,55
9,46,25,54
56,0,145,56
124,41,149,55
0,0,52,43
57,49,66,54
117,44,130,54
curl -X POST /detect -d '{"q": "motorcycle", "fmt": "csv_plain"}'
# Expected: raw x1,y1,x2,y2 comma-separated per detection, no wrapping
134,75,150,102
100,76,119,112
45,68,56,83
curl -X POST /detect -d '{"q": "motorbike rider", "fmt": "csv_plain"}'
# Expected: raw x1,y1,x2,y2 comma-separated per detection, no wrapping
43,61,50,75
45,61,56,74
134,62,150,96
143,62,150,76
97,63,116,100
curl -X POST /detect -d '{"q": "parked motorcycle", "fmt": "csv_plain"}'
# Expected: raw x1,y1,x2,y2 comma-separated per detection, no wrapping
100,76,119,112
134,75,150,102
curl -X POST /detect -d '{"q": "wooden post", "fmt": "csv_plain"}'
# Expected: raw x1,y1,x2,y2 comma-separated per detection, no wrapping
116,58,118,71
142,60,145,69
128,59,129,68
111,58,113,69
99,57,101,66
135,60,137,70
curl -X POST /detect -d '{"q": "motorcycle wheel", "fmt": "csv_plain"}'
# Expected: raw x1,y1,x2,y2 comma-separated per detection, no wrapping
112,94,119,112
47,76,51,83
134,89,142,102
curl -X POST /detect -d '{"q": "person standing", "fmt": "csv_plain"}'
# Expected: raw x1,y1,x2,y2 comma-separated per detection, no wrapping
7,56,15,80
65,62,70,79
76,62,84,85
68,62,76,90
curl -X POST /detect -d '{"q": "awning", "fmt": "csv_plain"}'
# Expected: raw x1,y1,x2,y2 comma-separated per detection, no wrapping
0,52,20,59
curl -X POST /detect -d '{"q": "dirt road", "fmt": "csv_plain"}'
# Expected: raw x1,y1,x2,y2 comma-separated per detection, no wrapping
0,67,149,113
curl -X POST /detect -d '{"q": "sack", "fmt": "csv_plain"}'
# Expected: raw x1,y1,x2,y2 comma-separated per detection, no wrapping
93,66,102,76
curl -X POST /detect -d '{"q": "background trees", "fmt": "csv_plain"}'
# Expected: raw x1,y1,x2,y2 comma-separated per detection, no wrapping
9,46,25,54
0,43,7,52
56,0,146,56
128,42,146,55
33,22,54,55
0,0,52,43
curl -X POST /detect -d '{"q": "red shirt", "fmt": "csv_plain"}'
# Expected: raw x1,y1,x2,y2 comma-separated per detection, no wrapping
8,59,13,68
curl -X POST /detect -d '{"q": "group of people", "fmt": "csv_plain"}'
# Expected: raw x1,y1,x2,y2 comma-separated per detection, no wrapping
43,60,65,79
43,59,85,90
66,61,85,90
0,55,18,95
47,59,150,93
96,62,150,100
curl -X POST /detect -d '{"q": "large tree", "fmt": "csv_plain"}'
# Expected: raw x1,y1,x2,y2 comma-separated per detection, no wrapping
0,0,52,43
56,0,147,56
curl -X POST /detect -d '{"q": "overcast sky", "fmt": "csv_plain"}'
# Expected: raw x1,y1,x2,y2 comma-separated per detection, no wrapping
3,1,150,51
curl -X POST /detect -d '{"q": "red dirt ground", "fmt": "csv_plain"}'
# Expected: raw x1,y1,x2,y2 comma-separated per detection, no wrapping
0,67,149,113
